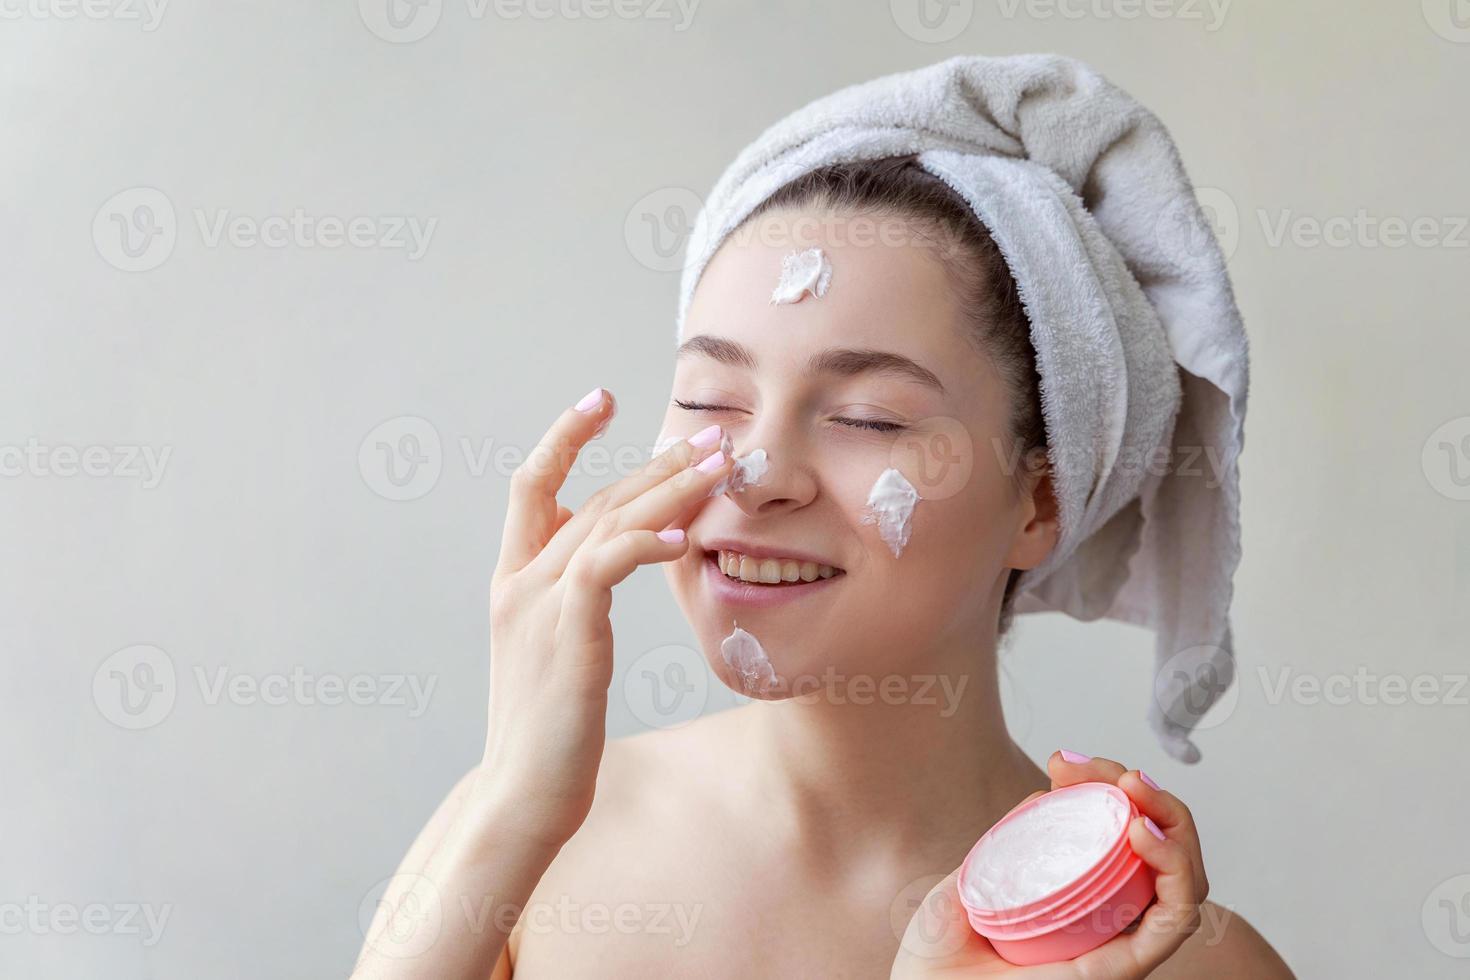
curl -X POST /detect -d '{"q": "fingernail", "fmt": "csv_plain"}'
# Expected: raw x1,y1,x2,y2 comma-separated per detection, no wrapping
694,450,726,473
1059,748,1091,764
688,424,722,449
592,395,616,439
575,387,605,412
1139,771,1161,791
657,528,686,543
1144,816,1166,841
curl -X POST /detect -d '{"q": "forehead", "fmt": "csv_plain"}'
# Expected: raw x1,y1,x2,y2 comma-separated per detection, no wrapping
682,208,979,378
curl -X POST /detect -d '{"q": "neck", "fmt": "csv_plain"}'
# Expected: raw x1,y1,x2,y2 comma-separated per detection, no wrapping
737,636,1046,868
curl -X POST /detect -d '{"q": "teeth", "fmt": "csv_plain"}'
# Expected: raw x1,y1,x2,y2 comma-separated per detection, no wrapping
716,550,840,585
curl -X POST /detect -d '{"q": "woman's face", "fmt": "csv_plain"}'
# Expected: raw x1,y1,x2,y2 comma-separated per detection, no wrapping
659,207,1056,700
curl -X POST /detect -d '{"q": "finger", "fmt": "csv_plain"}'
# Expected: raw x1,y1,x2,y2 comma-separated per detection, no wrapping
528,426,726,579
1115,816,1203,973
596,450,740,547
1117,770,1207,897
1047,748,1127,788
557,527,691,660
496,387,617,576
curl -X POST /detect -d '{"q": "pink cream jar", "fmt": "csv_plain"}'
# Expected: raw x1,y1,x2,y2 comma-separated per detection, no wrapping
957,781,1157,966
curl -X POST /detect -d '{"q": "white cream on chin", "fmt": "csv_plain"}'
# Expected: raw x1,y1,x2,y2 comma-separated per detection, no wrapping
720,623,777,694
960,785,1129,911
862,467,920,557
770,247,832,304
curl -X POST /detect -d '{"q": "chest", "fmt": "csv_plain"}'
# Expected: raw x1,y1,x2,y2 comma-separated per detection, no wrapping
507,829,915,979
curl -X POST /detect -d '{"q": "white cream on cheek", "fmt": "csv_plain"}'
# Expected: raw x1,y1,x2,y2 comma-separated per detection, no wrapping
960,785,1129,911
862,467,921,557
770,247,832,304
720,622,777,695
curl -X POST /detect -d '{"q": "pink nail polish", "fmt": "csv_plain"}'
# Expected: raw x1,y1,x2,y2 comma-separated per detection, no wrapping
1139,771,1161,791
695,450,726,473
1144,816,1166,841
688,424,722,449
657,528,686,543
1059,749,1091,764
575,387,604,412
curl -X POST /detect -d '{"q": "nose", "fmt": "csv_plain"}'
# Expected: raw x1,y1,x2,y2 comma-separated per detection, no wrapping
725,419,817,517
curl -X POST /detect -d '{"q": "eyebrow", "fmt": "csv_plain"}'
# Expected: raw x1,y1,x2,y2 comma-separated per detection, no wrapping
675,335,946,394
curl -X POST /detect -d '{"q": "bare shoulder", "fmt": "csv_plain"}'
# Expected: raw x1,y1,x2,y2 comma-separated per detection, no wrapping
1151,901,1294,979
559,708,748,846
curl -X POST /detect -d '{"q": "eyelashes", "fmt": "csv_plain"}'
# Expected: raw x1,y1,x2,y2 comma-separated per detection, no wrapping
672,399,907,434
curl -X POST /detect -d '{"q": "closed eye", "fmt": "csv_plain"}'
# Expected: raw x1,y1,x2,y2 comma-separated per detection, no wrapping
673,399,738,413
833,417,906,433
675,399,906,433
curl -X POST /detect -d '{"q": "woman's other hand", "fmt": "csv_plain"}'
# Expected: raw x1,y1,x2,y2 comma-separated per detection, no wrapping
891,750,1210,979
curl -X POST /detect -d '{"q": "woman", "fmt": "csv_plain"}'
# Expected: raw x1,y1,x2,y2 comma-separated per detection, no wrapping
354,56,1293,978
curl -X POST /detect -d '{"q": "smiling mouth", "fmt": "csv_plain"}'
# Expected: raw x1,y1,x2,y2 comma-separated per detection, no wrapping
706,550,846,586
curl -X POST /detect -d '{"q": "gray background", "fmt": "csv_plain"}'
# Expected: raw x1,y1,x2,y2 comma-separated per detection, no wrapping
4,1,1468,977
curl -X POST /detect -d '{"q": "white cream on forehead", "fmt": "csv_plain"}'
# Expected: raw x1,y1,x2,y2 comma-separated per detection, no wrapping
770,247,832,304
720,623,777,695
862,467,920,557
960,785,1129,911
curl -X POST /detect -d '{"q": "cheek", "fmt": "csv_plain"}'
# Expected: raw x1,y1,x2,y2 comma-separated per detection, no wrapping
840,458,1024,645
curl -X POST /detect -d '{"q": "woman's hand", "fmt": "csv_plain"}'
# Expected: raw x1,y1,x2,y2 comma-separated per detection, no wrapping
891,751,1207,979
477,389,731,849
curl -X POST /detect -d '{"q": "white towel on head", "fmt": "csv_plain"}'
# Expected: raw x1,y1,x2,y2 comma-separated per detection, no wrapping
674,54,1248,763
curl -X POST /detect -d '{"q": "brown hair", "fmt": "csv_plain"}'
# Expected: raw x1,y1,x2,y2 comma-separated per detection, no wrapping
738,155,1047,632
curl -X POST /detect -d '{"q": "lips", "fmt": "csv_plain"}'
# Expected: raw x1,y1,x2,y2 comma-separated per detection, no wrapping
697,540,845,609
